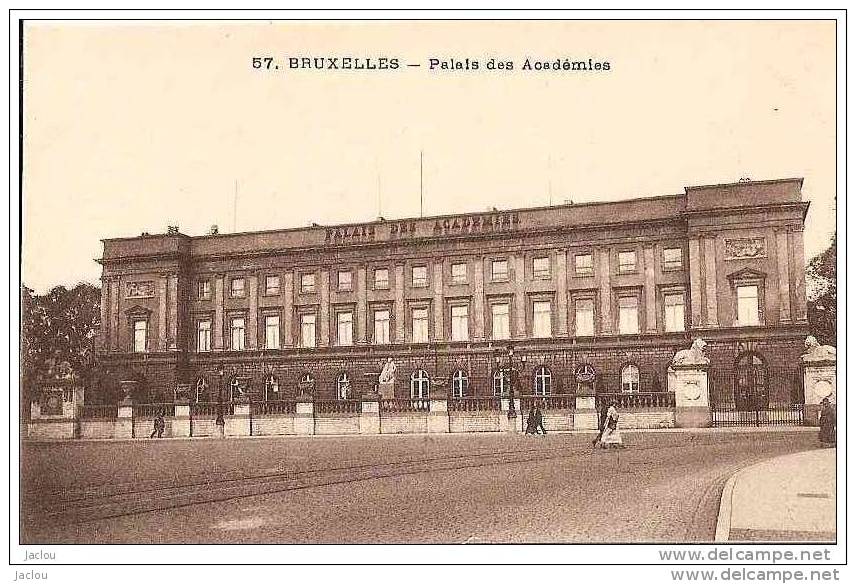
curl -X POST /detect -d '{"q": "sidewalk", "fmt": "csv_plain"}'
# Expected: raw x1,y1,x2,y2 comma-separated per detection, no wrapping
716,447,836,542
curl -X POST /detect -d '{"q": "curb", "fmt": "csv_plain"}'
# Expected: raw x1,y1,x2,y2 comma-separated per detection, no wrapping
714,466,745,542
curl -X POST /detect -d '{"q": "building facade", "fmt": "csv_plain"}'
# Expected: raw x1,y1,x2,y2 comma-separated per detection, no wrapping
94,178,810,408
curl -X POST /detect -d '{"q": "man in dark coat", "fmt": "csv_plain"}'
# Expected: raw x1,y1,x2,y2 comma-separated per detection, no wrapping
525,405,537,435
150,410,165,438
593,400,609,447
819,398,836,446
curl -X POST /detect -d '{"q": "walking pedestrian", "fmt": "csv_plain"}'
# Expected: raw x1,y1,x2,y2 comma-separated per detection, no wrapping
534,402,547,435
818,397,836,446
525,404,537,435
599,400,624,449
150,409,165,439
215,411,226,439
592,399,609,447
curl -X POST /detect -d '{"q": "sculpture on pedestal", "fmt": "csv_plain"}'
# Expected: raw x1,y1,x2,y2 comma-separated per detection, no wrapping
671,338,710,367
378,358,397,399
801,335,836,363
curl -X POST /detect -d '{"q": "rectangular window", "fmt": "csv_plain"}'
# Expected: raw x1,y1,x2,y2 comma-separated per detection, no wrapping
337,311,353,346
451,305,469,341
491,303,511,340
663,248,683,271
618,251,637,274
373,309,390,344
575,254,594,277
533,300,552,338
736,285,760,326
265,275,281,296
230,278,246,298
374,268,389,290
412,266,428,287
664,293,686,332
338,270,352,292
230,317,246,350
197,320,211,352
412,307,429,343
533,257,551,279
265,315,280,349
197,280,212,300
618,296,640,335
491,259,509,281
133,320,147,353
575,299,595,337
451,262,468,284
300,273,316,294
300,314,317,348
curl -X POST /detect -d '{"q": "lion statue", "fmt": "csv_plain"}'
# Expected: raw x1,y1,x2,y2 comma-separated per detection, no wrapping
671,338,710,367
802,336,836,362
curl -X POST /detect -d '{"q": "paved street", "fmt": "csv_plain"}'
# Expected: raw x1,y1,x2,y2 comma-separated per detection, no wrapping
21,431,820,543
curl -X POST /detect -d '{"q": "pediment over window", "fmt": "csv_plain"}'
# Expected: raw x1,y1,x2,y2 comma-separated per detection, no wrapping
726,267,766,282
124,305,153,318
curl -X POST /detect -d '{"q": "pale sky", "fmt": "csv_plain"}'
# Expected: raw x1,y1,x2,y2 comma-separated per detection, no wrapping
22,20,836,293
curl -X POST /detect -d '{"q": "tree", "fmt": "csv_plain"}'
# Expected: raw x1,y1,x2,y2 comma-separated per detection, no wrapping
20,283,101,409
806,234,836,346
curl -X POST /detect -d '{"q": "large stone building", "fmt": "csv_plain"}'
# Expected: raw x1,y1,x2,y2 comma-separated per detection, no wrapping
94,178,810,410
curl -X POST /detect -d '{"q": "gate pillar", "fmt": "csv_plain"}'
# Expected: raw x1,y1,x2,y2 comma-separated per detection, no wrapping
668,338,712,428
801,336,836,427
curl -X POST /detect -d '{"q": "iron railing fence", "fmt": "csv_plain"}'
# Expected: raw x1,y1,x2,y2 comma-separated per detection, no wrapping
711,405,805,427
190,402,235,417
251,400,297,415
447,396,502,412
81,405,118,420
379,398,430,413
133,403,176,418
708,369,804,410
314,399,360,414
595,392,675,410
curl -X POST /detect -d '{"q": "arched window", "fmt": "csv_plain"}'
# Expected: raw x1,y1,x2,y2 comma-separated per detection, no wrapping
410,369,430,399
336,372,352,400
493,369,510,396
534,366,552,396
621,364,640,393
229,377,242,401
451,370,469,398
195,376,208,402
265,374,279,400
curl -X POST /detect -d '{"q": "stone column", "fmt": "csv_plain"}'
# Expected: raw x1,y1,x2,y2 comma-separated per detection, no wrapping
472,258,485,340
668,339,712,428
427,387,449,433
789,227,808,322
573,386,598,431
688,237,703,328
394,263,406,342
703,238,719,327
214,275,225,350
99,277,110,351
359,392,380,434
282,272,294,346
319,270,330,347
598,248,612,334
173,399,191,437
775,230,792,323
294,395,315,435
247,275,258,349
801,337,836,426
643,246,657,333
514,255,526,338
225,397,251,436
110,277,120,350
356,266,367,343
167,274,179,350
555,250,569,337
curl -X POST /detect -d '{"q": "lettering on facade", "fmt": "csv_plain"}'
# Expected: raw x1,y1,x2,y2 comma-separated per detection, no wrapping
125,281,155,298
325,224,377,243
432,212,521,235
389,221,416,237
725,237,767,260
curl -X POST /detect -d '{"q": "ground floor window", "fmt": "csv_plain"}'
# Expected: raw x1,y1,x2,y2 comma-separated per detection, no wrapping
493,370,510,396
621,364,640,392
534,366,552,395
337,372,352,399
451,369,468,398
411,369,430,399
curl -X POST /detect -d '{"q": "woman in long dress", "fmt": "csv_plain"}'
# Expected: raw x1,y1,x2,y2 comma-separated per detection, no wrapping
819,398,836,446
599,401,624,449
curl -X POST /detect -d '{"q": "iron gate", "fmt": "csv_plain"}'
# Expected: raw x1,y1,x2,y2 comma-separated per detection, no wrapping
709,357,804,427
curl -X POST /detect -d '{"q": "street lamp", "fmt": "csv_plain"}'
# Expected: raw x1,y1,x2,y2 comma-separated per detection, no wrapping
495,345,527,419
216,364,226,415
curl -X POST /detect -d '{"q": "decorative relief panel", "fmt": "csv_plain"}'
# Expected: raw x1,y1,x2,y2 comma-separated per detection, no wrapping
725,238,767,260
125,281,155,298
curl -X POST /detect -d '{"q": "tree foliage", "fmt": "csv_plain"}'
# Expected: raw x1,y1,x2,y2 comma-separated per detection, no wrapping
20,283,101,402
806,234,836,346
